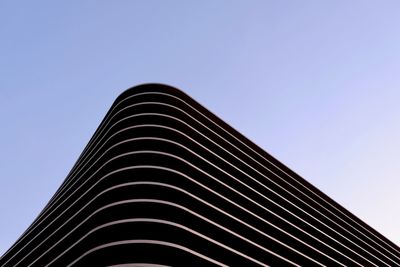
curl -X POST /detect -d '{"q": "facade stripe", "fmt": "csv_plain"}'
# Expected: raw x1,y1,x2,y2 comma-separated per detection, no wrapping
1,84,399,266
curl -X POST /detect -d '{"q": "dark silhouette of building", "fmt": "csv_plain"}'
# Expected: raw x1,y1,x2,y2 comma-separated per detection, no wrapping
1,84,399,266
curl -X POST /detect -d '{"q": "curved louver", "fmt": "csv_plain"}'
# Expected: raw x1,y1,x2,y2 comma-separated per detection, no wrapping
1,84,399,266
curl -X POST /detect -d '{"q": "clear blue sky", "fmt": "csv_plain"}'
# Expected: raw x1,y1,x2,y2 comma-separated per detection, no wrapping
1,0,400,255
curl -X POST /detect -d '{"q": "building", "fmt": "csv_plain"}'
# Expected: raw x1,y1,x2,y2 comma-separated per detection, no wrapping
1,84,399,266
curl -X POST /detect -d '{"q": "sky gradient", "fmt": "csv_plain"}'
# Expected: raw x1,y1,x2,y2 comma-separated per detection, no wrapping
1,0,400,255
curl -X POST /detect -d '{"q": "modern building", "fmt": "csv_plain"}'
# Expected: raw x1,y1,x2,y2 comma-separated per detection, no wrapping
1,84,399,266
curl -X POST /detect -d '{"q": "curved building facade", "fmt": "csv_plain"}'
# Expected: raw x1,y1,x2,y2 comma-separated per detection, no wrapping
1,84,399,266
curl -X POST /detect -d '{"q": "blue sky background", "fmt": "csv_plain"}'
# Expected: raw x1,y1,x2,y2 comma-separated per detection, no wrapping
1,0,400,255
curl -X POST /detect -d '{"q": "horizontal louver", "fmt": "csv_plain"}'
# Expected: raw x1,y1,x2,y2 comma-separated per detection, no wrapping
1,84,399,266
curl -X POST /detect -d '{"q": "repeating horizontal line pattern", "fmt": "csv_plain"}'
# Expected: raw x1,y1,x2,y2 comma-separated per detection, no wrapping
1,84,399,266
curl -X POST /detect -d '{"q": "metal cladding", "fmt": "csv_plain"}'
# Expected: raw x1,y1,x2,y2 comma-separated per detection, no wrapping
1,84,399,266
